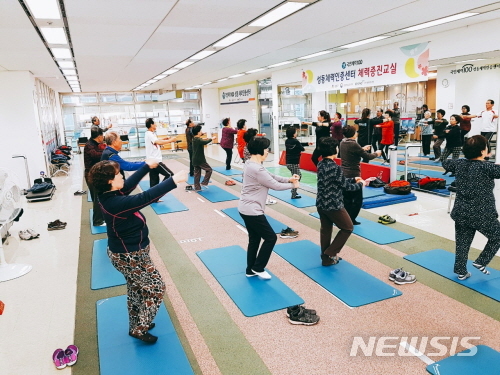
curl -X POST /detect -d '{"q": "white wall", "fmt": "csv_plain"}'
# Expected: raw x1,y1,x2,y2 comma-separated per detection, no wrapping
0,71,47,189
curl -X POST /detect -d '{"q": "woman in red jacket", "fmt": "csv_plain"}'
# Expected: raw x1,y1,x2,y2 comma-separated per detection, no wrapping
236,119,247,161
375,110,395,164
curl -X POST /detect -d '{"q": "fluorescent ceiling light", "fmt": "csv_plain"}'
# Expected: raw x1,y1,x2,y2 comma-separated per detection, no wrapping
193,85,202,88
339,36,389,49
404,13,478,32
40,27,67,44
62,69,76,76
298,50,333,60
246,68,265,73
268,61,293,68
57,61,74,68
154,75,167,79
146,79,158,84
25,0,61,19
228,73,245,78
249,2,308,27
163,69,179,75
65,75,77,80
174,61,195,69
202,82,212,85
73,89,81,92
67,80,78,83
213,33,250,47
217,78,228,82
454,58,486,63
185,87,194,90
51,48,71,58
191,50,216,60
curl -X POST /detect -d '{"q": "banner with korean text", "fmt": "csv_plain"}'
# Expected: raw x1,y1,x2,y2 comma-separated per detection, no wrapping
301,42,429,93
219,83,256,105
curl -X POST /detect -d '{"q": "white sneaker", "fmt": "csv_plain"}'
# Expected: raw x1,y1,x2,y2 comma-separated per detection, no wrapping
26,228,40,238
251,269,272,280
266,198,277,205
98,222,107,227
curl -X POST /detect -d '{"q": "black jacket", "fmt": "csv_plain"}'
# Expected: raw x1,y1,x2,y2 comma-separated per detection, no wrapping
444,125,462,148
285,138,305,164
370,116,384,136
433,119,448,137
354,118,370,146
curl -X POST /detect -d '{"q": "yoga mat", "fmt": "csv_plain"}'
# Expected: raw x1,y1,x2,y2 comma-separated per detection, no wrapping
138,181,188,214
91,239,125,290
232,176,243,183
196,246,304,317
212,166,243,176
362,193,417,209
187,175,211,185
309,214,413,245
404,249,500,302
90,209,107,235
363,187,386,199
197,186,239,203
222,207,290,234
274,240,402,307
410,160,442,166
426,345,500,375
268,189,316,208
97,295,194,375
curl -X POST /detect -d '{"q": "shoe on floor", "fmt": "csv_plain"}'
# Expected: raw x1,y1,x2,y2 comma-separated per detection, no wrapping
429,157,435,161
52,349,66,369
288,307,320,325
246,270,257,277
26,228,40,238
388,267,403,281
19,230,33,240
251,269,272,280
286,305,317,318
457,272,471,281
48,223,66,231
472,262,490,275
352,220,361,225
265,198,277,205
73,190,87,195
129,331,158,344
280,227,299,239
378,215,396,225
291,195,302,199
393,271,416,285
321,254,341,266
64,345,79,366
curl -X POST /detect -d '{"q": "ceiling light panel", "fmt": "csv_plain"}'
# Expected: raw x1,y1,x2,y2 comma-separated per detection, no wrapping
217,78,228,82
62,69,76,75
213,33,251,47
298,50,333,60
154,75,167,79
249,2,308,27
228,74,245,78
51,48,71,58
146,79,158,84
191,50,217,60
246,68,266,73
25,0,61,19
40,27,67,44
57,61,74,68
163,69,179,75
404,13,478,32
339,36,389,49
268,61,293,68
65,75,77,80
174,61,195,69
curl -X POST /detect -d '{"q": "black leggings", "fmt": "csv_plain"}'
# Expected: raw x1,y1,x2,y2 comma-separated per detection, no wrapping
342,189,363,222
222,147,233,169
239,213,277,273
379,143,390,161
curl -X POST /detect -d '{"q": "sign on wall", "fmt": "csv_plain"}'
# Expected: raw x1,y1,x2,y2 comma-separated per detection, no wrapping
219,83,256,105
301,42,430,93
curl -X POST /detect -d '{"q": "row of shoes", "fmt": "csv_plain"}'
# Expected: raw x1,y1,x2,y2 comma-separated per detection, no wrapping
378,215,396,225
52,345,78,369
48,219,67,231
389,267,416,285
18,229,40,240
280,227,298,239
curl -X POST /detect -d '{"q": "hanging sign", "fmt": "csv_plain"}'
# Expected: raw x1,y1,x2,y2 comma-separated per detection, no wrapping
219,83,256,105
301,42,430,93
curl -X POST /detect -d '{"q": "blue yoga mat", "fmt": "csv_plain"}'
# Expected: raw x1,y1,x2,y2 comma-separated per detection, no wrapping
426,345,500,375
97,295,194,375
196,246,304,317
268,189,316,208
138,181,188,214
187,175,211,185
197,185,238,203
363,187,386,199
90,209,107,235
91,239,125,290
222,207,289,234
274,240,401,307
362,193,417,209
212,166,243,176
404,249,500,302
371,160,417,172
309,214,413,245
411,159,441,166
232,175,243,183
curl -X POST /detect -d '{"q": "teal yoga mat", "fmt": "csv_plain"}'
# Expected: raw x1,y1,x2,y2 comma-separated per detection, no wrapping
274,240,402,307
138,181,188,214
404,249,500,302
91,239,125,290
212,166,243,176
197,186,239,203
309,214,414,245
426,345,500,375
90,209,107,235
222,207,290,234
196,246,304,317
268,189,316,208
363,187,386,199
96,295,194,375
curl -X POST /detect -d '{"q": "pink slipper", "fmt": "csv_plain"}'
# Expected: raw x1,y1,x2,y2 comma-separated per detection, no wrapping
52,349,66,369
64,344,79,366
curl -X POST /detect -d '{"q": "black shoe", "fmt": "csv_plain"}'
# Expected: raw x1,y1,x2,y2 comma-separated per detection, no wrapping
129,332,158,344
429,157,435,161
352,220,361,225
442,171,449,176
226,167,231,170
291,195,302,199
148,323,156,330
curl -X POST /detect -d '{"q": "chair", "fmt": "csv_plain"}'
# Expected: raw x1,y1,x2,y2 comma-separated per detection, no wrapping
120,134,129,150
50,160,69,177
77,137,88,154
171,140,183,152
447,185,456,213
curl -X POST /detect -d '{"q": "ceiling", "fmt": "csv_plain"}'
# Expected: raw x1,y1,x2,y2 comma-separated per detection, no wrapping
1,0,499,93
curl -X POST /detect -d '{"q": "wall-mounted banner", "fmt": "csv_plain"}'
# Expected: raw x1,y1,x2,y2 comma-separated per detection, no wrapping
219,83,256,105
301,42,429,93
450,62,500,75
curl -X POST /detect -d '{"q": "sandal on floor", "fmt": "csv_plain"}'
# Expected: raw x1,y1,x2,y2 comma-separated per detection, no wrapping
225,180,236,186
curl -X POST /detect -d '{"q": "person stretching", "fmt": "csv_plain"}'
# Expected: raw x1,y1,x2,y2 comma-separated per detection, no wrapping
192,125,216,191
220,118,237,170
285,127,305,199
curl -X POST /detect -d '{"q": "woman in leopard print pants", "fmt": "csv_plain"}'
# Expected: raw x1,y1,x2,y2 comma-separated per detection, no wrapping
89,159,186,343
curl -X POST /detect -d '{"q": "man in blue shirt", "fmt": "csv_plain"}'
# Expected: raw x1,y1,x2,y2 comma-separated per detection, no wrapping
101,132,145,176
